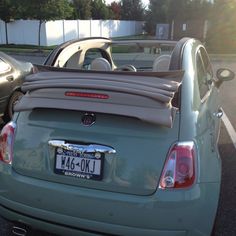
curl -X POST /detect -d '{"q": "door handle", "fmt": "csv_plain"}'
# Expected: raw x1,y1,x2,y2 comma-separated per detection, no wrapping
213,108,223,118
6,75,14,82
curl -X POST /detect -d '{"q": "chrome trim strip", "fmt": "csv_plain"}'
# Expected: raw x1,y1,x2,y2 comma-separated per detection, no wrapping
48,140,116,154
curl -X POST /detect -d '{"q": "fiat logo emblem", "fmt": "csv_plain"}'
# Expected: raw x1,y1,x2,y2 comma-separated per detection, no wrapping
82,113,96,126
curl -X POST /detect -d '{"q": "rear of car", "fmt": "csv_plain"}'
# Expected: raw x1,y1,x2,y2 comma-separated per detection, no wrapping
0,39,221,236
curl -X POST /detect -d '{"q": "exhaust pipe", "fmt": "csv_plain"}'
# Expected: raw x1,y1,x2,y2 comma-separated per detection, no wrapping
12,226,27,236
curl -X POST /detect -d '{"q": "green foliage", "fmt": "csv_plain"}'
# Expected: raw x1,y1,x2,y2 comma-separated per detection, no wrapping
145,0,168,34
145,0,212,35
0,0,17,22
18,0,74,21
72,0,92,19
120,0,145,20
206,0,236,53
10,0,73,47
0,0,21,44
0,0,74,21
109,1,121,20
91,0,110,19
72,0,114,20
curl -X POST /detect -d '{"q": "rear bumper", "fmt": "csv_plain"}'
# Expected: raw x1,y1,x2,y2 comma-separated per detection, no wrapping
0,166,220,236
0,206,186,236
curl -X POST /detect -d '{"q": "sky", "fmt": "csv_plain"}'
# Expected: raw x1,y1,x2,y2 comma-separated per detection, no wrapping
105,0,150,8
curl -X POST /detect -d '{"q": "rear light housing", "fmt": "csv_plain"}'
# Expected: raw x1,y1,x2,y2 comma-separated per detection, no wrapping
0,121,16,164
159,141,196,189
65,91,109,99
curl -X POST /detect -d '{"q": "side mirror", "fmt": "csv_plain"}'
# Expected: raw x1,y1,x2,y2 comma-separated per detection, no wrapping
215,68,235,88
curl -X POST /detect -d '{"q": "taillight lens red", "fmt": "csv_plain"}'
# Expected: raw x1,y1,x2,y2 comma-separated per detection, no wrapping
159,141,196,189
0,121,16,164
65,91,109,99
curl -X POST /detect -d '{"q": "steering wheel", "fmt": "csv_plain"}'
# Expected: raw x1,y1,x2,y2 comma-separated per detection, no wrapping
115,64,137,72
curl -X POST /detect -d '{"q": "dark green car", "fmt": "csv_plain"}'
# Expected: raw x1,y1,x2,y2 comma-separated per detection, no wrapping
0,37,234,236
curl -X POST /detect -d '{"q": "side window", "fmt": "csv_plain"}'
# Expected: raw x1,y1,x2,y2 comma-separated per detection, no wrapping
83,48,107,70
0,58,11,74
199,47,213,83
196,51,209,100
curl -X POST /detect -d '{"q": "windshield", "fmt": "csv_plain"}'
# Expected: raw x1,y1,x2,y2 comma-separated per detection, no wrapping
111,41,175,71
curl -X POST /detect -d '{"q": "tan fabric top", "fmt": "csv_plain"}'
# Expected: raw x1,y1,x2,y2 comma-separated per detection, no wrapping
15,70,184,127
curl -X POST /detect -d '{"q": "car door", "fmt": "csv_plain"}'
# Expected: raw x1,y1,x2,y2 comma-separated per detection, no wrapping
196,46,221,153
0,58,13,114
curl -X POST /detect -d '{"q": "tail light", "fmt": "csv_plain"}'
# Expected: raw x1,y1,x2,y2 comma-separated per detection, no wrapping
159,141,196,189
65,91,109,100
0,121,16,164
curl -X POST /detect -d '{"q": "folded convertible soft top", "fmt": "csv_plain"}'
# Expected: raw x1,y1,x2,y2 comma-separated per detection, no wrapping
15,70,184,127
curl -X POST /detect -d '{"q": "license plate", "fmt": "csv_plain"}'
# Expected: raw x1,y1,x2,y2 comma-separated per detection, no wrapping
54,147,104,180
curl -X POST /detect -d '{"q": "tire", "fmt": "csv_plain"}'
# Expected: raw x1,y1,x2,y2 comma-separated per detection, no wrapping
3,91,23,123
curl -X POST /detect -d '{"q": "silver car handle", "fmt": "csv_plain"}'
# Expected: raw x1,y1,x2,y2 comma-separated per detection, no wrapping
48,140,116,154
213,108,223,118
6,75,14,82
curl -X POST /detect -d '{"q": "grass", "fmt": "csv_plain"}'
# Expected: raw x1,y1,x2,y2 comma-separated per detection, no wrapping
112,34,155,40
0,44,56,54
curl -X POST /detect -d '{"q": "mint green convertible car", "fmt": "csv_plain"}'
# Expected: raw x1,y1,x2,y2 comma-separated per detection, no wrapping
0,37,234,236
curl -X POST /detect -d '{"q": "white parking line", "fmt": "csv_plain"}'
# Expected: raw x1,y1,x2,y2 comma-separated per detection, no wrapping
222,110,236,149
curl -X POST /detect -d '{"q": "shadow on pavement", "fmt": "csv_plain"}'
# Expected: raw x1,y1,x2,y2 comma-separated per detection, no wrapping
213,124,236,235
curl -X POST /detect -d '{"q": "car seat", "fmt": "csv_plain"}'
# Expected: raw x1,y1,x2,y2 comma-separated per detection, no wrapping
90,58,112,71
152,55,171,72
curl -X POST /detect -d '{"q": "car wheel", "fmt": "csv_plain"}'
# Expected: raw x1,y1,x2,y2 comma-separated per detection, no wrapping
3,91,23,123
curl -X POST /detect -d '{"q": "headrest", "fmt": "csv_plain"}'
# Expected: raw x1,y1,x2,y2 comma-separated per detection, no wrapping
153,55,171,72
90,58,112,71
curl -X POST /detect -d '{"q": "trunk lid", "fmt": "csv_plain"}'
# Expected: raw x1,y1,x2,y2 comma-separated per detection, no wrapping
13,109,179,196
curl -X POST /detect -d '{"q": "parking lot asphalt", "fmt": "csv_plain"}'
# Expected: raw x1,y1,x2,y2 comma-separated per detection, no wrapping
213,124,236,235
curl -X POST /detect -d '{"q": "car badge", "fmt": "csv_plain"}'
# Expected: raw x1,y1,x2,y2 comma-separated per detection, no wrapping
82,113,96,126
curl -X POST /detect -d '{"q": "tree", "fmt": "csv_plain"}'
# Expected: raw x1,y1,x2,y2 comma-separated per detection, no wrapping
145,0,168,34
120,0,145,20
91,0,110,20
72,0,92,19
17,0,73,47
109,1,121,20
206,0,236,53
145,0,212,35
168,0,211,22
0,0,17,44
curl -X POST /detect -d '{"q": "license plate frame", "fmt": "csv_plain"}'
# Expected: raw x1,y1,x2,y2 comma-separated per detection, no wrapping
54,147,104,180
